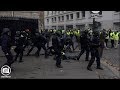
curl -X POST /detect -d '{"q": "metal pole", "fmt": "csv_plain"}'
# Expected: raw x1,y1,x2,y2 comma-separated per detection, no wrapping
93,18,95,32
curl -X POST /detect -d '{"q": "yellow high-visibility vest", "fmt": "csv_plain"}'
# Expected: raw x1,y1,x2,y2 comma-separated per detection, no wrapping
66,32,70,35
110,32,114,40
76,31,80,37
53,30,56,33
113,33,119,40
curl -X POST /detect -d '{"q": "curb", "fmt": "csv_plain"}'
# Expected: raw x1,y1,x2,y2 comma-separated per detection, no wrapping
101,60,120,78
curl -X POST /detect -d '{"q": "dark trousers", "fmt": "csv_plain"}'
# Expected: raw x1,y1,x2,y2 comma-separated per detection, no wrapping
46,37,50,48
87,48,101,68
14,46,24,61
55,51,62,66
105,39,108,47
53,47,62,66
111,40,114,48
77,46,90,60
47,46,55,55
14,51,23,61
3,50,14,67
98,47,104,58
35,44,48,57
27,45,35,56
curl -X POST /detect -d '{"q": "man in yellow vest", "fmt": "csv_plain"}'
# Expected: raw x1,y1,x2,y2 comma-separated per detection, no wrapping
53,29,56,34
110,31,114,48
113,31,119,49
66,30,70,36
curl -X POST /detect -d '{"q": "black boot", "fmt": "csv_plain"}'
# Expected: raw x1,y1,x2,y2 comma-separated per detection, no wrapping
56,65,63,68
87,66,92,71
85,59,89,61
96,67,103,70
96,60,103,70
87,59,94,71
19,60,24,63
77,56,80,61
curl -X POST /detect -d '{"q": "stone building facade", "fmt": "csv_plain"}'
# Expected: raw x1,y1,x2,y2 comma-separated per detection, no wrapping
0,11,44,32
44,11,120,31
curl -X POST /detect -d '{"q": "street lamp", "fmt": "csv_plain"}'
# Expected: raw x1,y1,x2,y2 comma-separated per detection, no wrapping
91,11,100,32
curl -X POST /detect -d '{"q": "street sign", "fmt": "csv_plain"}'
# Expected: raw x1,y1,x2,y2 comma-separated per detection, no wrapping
91,13,99,18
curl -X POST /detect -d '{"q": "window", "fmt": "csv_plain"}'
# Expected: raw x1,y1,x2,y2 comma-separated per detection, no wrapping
58,16,60,21
82,11,85,17
58,11,60,14
70,14,73,19
52,11,53,15
76,12,80,18
62,11,64,13
62,16,64,21
66,15,69,20
47,11,49,16
52,18,53,22
54,17,56,22
55,11,57,14
47,19,49,23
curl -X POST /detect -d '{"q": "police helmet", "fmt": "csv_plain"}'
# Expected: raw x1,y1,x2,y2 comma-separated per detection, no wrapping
2,28,10,34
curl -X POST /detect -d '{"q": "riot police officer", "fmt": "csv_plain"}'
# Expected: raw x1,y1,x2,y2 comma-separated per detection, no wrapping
35,33,48,58
44,29,51,48
14,31,26,62
0,28,14,68
87,31,103,71
26,32,39,56
23,29,32,49
77,30,90,61
52,32,63,68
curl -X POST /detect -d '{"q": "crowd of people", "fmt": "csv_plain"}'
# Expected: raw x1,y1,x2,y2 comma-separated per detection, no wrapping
0,27,120,71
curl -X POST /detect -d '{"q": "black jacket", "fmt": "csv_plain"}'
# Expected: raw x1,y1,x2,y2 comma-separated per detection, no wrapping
1,34,12,53
80,34,90,47
52,35,62,51
38,34,47,44
90,36,100,49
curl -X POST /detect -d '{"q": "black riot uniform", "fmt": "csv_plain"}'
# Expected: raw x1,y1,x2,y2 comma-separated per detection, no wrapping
44,30,51,48
77,30,90,61
35,33,48,58
0,28,14,67
87,31,103,71
23,29,32,49
27,32,48,58
52,32,63,68
14,31,26,62
26,32,39,56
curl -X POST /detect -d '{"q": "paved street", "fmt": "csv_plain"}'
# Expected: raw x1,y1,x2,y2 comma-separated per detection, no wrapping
0,46,119,79
0,38,120,79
